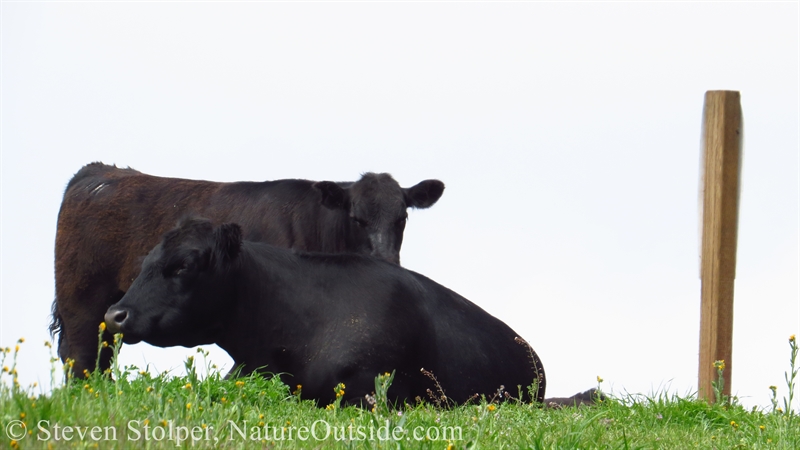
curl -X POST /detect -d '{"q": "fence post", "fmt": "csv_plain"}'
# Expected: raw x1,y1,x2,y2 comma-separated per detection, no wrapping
698,90,743,403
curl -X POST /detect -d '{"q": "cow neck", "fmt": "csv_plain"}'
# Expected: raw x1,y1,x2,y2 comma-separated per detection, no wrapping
215,242,303,372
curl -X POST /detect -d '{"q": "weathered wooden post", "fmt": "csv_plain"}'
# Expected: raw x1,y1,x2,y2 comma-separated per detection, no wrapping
698,90,743,402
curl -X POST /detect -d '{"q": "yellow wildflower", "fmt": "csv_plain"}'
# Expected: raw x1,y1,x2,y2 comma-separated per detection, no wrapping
99,322,106,332
487,404,496,411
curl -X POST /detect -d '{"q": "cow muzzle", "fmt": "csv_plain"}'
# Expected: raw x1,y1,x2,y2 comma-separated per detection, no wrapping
104,307,129,334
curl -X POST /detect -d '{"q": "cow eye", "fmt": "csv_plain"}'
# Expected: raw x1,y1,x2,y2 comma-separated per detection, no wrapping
352,217,368,227
166,260,191,277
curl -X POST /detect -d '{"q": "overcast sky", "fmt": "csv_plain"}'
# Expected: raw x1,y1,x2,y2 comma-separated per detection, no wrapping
2,2,798,411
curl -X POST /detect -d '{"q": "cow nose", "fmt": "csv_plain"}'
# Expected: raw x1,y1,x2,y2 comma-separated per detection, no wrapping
372,249,400,265
104,308,128,333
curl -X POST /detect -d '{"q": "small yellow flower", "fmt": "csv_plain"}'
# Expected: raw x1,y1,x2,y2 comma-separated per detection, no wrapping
258,421,265,427
102,342,109,348
18,338,25,344
487,404,496,411
143,419,150,426
2,366,8,373
185,382,192,390
202,424,207,429
326,404,335,410
99,322,106,332
759,425,765,431
730,420,738,429
160,420,168,427
146,387,154,393
790,335,796,343
220,397,227,403
236,381,245,388
10,440,18,449
44,341,52,348
20,412,26,419
597,376,604,383
15,345,20,353
186,403,192,410
713,360,725,371
84,384,91,390
769,385,778,392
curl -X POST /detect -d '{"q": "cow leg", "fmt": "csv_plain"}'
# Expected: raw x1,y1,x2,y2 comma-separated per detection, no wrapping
56,284,124,379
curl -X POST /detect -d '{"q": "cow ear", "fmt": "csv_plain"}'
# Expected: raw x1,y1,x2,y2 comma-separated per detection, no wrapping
213,223,242,265
404,180,445,209
313,181,349,210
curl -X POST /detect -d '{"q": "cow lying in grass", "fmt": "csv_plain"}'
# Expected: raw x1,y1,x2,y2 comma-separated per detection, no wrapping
105,217,546,406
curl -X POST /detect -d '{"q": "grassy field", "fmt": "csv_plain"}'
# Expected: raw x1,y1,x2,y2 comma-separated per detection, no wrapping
1,332,797,449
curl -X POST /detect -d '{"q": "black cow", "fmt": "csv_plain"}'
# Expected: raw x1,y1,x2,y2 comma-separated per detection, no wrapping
52,163,444,378
104,218,546,405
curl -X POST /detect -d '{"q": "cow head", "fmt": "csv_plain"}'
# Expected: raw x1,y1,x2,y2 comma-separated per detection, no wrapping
313,173,444,264
104,218,242,347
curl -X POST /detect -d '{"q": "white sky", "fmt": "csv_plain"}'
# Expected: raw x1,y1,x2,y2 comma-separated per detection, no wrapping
1,2,798,411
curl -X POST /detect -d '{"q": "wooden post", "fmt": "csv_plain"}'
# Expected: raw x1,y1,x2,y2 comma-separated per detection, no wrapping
698,90,742,403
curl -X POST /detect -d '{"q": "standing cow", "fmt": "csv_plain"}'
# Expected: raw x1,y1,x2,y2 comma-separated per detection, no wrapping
52,163,444,377
105,218,546,405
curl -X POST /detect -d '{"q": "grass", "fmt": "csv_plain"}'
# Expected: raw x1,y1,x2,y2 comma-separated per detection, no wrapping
1,332,798,449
